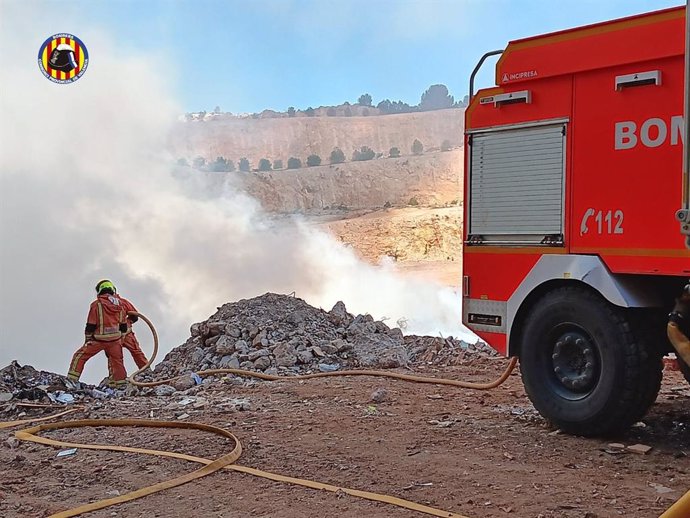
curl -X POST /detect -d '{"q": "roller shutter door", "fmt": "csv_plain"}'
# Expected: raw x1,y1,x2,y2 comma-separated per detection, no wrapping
469,124,565,241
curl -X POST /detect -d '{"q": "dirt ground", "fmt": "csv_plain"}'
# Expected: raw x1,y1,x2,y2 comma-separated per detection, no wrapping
1,360,688,518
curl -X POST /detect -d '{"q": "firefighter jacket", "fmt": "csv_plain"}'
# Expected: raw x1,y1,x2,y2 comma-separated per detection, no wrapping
85,294,126,341
115,294,138,333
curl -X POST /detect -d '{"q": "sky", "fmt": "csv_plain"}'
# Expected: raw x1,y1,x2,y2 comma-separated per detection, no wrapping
13,0,682,114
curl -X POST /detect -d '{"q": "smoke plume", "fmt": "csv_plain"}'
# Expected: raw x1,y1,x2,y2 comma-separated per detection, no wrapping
0,5,474,384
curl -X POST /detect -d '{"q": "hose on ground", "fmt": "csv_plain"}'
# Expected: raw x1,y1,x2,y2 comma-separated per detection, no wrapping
4,311,519,517
127,311,519,390
14,418,470,518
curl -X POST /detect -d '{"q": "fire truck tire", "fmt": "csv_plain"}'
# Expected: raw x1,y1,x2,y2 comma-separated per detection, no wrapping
519,286,657,437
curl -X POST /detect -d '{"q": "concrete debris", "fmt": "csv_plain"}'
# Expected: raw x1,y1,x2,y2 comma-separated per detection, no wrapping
649,482,674,494
370,388,388,403
627,444,653,455
153,293,485,383
172,373,197,392
217,398,251,411
153,385,177,397
428,419,454,428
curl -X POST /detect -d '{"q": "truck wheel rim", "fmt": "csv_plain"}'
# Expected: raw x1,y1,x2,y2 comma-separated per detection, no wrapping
549,325,600,398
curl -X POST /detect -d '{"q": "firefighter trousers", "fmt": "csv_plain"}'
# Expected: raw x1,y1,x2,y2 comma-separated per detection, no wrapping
122,331,148,369
67,339,127,388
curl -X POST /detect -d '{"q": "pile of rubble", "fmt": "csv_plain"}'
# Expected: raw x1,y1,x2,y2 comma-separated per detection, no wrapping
153,293,496,382
1,293,499,403
0,361,87,405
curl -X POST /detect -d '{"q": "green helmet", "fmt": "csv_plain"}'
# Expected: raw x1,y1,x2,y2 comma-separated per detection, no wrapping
95,279,116,294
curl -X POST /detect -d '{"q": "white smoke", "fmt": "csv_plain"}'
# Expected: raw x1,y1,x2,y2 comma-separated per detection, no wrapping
0,4,474,384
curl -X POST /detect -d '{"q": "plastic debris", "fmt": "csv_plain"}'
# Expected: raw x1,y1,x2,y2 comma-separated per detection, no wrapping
90,388,109,399
191,373,203,385
56,448,77,457
318,363,340,372
55,392,75,404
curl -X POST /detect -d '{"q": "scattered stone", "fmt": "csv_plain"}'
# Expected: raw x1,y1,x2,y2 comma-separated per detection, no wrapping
428,419,454,428
5,437,19,449
602,443,627,455
225,326,241,338
219,355,240,369
297,350,314,364
627,444,652,455
235,340,249,353
153,385,176,397
318,363,340,372
218,398,251,411
328,301,353,326
0,392,13,402
173,374,196,392
649,482,674,494
273,343,298,367
177,413,190,420
215,336,234,356
370,388,388,403
248,349,270,361
254,356,271,370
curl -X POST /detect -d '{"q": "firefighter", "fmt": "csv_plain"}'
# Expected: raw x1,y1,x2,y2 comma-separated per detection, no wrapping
113,288,149,370
67,280,128,388
668,283,690,367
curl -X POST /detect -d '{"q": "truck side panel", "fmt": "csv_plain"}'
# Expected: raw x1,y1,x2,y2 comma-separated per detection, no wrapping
570,55,690,274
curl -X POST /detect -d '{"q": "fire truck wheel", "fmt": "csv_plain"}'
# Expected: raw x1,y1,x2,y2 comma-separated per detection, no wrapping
519,286,655,437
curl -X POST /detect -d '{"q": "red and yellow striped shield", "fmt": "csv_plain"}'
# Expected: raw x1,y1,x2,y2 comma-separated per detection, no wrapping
37,33,89,84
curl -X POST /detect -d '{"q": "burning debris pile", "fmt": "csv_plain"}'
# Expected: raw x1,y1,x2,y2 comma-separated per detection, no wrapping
153,293,495,381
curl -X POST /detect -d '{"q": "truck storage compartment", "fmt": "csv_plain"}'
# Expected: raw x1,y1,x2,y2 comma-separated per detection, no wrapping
468,122,565,245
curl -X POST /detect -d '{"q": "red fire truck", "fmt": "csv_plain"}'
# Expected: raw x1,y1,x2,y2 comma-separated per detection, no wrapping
463,5,690,436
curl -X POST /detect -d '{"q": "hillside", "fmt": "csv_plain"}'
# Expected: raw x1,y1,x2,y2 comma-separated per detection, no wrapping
169,108,464,166
238,149,461,213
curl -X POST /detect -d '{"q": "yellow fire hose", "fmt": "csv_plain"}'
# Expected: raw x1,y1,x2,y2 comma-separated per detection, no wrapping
3,312,687,517
126,312,517,390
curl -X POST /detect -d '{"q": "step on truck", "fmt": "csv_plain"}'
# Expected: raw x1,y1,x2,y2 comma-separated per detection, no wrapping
463,5,690,436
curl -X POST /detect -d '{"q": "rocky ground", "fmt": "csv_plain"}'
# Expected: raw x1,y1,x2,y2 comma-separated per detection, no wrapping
1,295,688,518
1,360,688,518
